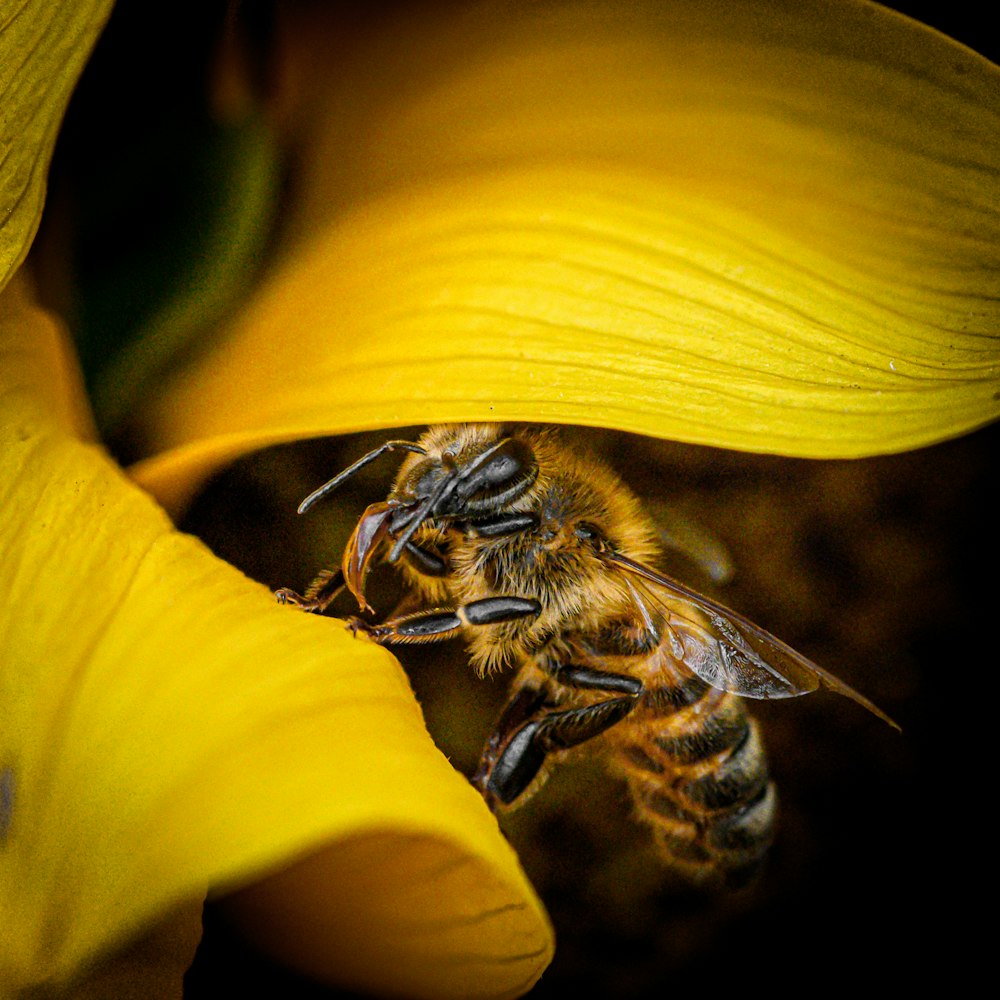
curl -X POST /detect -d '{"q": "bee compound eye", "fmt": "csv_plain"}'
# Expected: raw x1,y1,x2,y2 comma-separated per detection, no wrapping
396,459,441,501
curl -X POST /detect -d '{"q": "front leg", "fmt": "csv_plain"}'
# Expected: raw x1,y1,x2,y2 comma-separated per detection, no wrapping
276,538,448,615
275,568,346,613
349,595,541,645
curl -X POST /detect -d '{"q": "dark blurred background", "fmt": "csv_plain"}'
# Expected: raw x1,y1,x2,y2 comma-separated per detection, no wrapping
37,1,995,995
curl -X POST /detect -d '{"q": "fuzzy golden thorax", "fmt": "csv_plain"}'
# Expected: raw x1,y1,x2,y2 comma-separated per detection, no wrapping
391,425,661,674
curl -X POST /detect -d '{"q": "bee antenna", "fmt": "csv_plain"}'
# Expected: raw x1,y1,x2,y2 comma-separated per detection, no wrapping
298,440,427,514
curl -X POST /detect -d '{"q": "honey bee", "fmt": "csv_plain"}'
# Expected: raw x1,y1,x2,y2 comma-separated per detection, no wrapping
277,423,897,887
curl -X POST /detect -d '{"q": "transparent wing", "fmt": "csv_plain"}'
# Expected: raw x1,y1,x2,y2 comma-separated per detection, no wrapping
607,552,899,730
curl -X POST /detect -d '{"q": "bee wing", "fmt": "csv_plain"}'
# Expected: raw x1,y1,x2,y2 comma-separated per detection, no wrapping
607,552,899,731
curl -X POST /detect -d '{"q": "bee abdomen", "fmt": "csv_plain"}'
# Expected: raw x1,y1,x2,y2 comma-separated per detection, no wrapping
613,683,776,888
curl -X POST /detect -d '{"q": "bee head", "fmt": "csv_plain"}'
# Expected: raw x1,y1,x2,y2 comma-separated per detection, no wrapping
387,433,538,561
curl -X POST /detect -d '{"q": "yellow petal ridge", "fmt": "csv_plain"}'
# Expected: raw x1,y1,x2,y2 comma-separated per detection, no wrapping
0,275,552,997
129,0,999,517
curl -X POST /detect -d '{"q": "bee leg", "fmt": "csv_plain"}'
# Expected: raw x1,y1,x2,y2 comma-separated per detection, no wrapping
474,666,642,809
349,596,541,645
401,541,449,577
459,511,539,538
472,682,555,806
374,541,454,621
550,663,644,696
275,568,346,613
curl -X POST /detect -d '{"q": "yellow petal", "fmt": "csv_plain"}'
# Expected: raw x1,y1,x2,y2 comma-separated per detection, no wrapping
129,0,1000,518
0,274,552,997
0,1,114,292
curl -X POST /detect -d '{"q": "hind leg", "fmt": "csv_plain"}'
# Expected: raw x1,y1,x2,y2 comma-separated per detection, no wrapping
472,663,643,809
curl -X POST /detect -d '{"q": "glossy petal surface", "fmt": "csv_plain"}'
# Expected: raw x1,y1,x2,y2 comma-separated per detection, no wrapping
0,276,552,998
0,1,113,291
129,0,999,516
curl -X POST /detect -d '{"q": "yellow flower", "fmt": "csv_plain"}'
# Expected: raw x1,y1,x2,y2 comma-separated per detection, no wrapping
129,0,1000,512
2,6,549,999
1,1,997,998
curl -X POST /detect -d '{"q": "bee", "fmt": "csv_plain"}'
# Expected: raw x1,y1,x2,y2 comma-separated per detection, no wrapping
277,423,897,887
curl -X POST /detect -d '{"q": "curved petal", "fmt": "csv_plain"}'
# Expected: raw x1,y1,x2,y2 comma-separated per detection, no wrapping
128,0,1000,517
0,0,114,292
0,275,552,997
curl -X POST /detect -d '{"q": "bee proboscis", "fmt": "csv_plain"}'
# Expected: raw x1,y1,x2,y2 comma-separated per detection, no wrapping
278,424,897,887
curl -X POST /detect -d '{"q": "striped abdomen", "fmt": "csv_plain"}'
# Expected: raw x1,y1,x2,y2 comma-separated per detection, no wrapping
608,668,776,888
